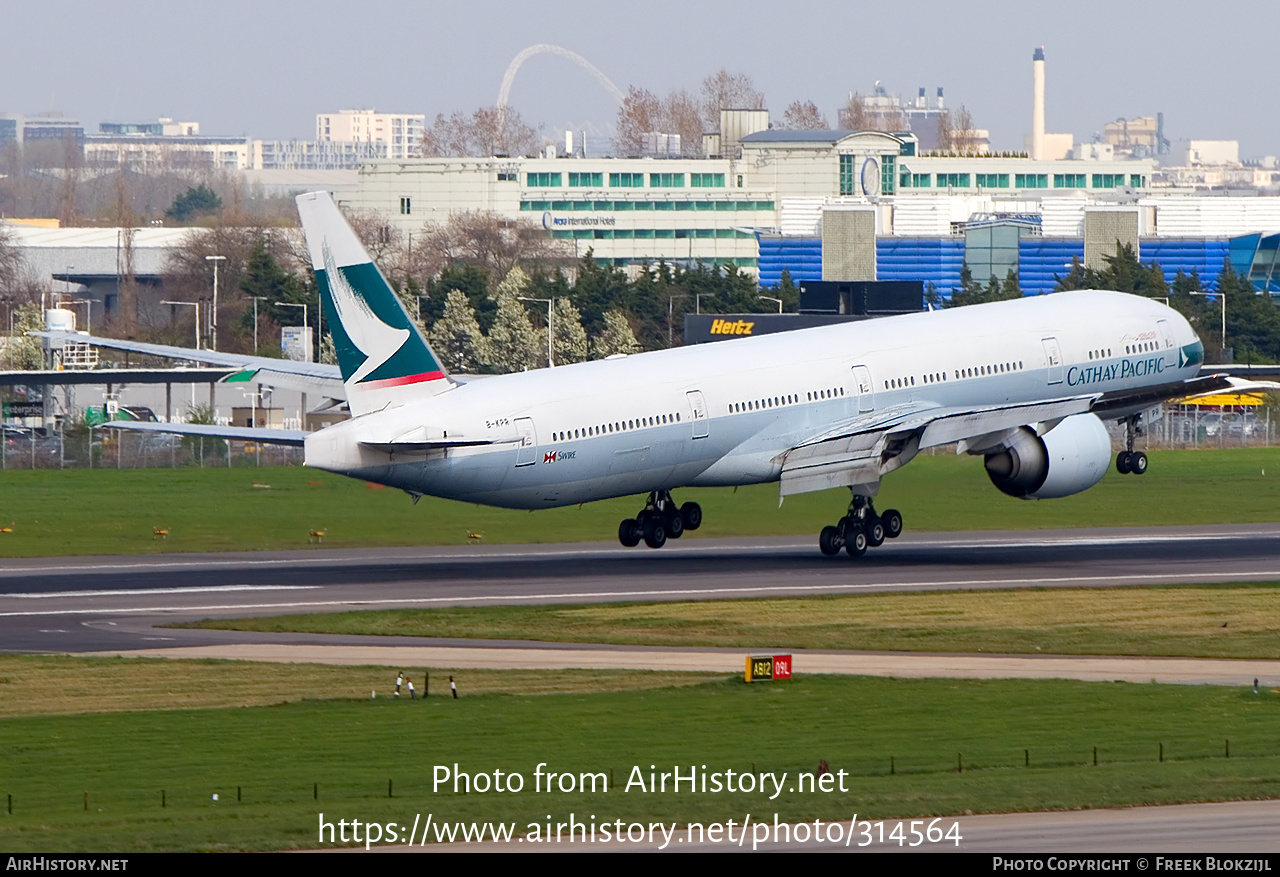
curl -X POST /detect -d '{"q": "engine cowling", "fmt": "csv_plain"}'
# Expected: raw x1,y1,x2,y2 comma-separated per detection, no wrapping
984,413,1112,500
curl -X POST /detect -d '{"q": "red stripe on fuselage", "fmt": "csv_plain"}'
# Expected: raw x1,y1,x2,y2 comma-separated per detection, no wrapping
358,371,446,389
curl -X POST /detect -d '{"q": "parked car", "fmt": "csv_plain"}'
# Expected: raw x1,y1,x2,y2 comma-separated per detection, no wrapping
1225,412,1260,438
1199,413,1224,437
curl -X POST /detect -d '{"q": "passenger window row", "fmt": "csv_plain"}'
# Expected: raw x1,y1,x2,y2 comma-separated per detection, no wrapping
730,393,801,414
553,412,680,443
954,361,1024,380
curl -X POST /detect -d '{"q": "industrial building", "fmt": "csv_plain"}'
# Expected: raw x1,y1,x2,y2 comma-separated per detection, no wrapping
343,47,1280,300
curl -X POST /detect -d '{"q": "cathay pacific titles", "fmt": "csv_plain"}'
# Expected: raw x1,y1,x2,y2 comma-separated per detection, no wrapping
1067,356,1166,387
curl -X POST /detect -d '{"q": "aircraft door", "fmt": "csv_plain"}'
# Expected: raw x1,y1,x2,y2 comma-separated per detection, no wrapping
850,365,875,412
513,417,538,467
686,390,709,439
1042,337,1063,385
1157,319,1175,350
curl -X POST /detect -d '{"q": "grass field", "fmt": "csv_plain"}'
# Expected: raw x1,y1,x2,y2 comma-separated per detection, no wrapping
0,447,1278,557
181,584,1280,659
0,667,1278,851
0,655,721,718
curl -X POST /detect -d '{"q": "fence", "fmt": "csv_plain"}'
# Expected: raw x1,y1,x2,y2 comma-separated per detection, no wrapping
0,427,303,470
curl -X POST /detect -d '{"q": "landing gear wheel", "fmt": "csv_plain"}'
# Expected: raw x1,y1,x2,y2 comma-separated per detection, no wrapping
1116,451,1132,475
881,509,903,539
618,518,641,548
666,512,684,539
819,525,843,557
866,518,885,547
844,529,868,557
1131,451,1147,475
679,502,702,531
643,518,667,549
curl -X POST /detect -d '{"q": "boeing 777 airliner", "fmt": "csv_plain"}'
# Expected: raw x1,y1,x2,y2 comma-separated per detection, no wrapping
100,191,1275,556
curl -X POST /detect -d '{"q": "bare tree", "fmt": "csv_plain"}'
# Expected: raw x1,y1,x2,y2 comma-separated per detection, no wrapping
615,86,664,156
158,225,303,345
933,105,980,154
418,211,571,282
700,69,766,129
781,100,829,130
0,224,31,299
952,105,980,155
421,106,540,157
617,86,707,157
840,93,870,131
839,92,905,133
341,208,402,266
0,224,43,349
664,89,705,156
934,107,953,151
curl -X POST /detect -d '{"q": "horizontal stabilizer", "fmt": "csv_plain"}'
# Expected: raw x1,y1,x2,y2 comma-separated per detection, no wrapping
101,420,307,446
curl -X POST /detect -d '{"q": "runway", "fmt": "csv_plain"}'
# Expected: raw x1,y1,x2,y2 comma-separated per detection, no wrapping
5,523,1280,854
4,523,1280,653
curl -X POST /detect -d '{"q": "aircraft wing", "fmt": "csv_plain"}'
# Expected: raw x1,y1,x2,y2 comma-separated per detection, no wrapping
779,396,1095,498
101,420,307,446
778,373,1280,499
32,330,345,399
1092,373,1280,415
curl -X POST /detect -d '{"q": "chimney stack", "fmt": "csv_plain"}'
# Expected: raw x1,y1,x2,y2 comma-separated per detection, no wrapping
1032,46,1046,160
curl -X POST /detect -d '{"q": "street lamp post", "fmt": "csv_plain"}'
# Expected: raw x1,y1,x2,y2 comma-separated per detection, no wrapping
517,297,554,367
278,302,310,361
160,300,200,349
758,295,783,313
205,255,225,351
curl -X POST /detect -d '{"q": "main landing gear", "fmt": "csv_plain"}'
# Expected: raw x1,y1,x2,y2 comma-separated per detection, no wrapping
818,493,903,558
1115,416,1148,475
618,490,702,549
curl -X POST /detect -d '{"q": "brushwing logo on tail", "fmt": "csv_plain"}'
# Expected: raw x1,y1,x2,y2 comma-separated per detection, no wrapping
322,243,410,385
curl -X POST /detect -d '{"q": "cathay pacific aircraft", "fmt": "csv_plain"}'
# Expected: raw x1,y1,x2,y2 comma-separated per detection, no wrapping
98,191,1276,556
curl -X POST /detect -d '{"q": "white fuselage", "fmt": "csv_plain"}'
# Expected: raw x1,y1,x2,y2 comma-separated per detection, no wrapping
303,291,1201,509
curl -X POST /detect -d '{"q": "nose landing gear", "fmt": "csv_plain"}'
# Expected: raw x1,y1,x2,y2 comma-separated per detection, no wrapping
618,490,702,549
818,493,902,558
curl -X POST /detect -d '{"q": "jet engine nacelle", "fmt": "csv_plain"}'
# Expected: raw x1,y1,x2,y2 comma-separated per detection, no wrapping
984,413,1112,500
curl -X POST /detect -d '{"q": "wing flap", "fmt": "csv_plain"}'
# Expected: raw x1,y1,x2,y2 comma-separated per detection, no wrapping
780,431,886,497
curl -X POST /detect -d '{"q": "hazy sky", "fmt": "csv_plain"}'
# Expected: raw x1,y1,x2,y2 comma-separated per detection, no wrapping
6,0,1277,157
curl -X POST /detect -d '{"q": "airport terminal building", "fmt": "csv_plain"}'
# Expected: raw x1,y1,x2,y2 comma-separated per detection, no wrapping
342,123,1280,298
